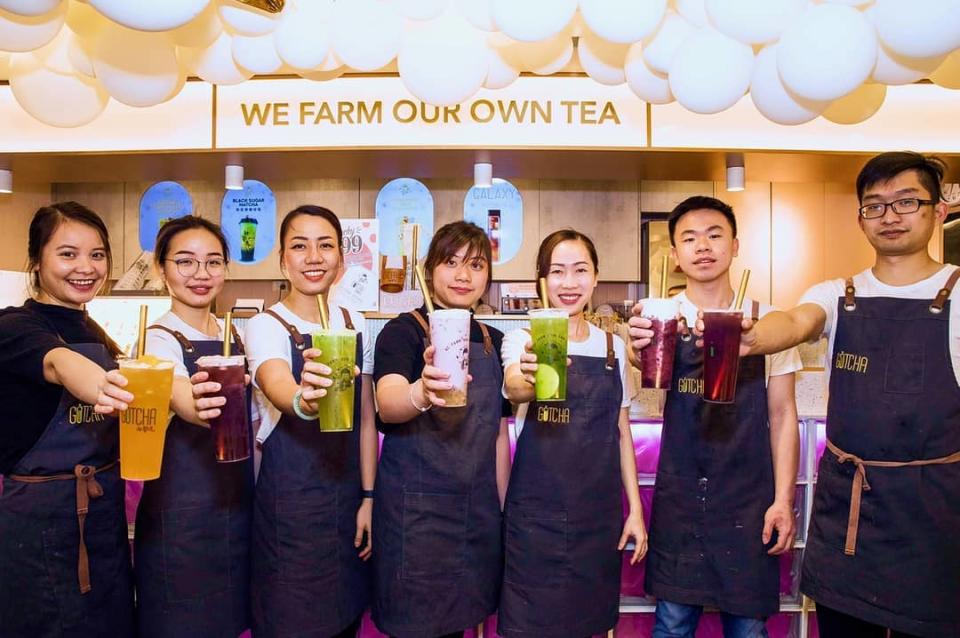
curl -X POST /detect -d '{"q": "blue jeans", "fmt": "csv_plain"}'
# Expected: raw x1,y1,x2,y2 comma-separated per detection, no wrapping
653,600,769,638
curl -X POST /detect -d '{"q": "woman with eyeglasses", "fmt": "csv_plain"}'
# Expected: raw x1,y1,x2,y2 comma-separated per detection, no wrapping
133,216,253,638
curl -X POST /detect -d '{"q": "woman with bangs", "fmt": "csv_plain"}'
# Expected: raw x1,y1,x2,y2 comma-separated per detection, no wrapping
371,221,511,638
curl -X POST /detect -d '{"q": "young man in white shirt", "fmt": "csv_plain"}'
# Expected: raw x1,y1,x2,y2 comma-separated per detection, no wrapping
722,152,959,638
631,196,802,638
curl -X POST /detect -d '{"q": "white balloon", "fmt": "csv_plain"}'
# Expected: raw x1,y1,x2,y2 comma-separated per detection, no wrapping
579,0,666,44
669,27,753,114
65,0,106,39
777,4,876,102
705,0,806,45
822,82,886,125
67,32,95,77
331,0,403,71
300,66,344,81
232,33,282,74
577,30,628,85
492,32,573,75
274,3,332,71
172,1,222,48
219,0,281,36
0,0,61,18
490,0,576,42
873,0,960,59
9,52,108,126
0,3,65,53
625,41,673,103
749,43,825,125
394,0,448,21
675,0,708,27
455,0,495,31
820,0,871,5
484,43,519,88
33,25,72,74
88,0,211,32
93,24,182,107
0,51,10,80
399,14,487,105
193,31,253,84
872,43,945,85
930,49,960,89
641,10,695,74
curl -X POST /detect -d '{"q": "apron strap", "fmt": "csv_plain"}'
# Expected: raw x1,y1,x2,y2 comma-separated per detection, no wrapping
478,321,493,356
750,299,760,322
339,307,355,331
604,330,615,370
826,439,960,556
263,308,306,350
229,321,244,351
843,278,856,312
147,324,194,354
929,267,960,314
407,311,431,349
8,459,118,594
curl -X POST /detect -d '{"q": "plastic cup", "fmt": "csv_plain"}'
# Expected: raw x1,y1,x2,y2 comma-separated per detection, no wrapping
529,308,569,402
240,217,257,262
196,355,250,463
429,309,470,407
639,298,679,390
119,356,175,480
702,310,743,403
311,329,357,432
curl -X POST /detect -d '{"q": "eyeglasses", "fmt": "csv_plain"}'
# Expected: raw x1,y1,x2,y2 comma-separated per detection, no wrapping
166,258,226,277
858,198,936,220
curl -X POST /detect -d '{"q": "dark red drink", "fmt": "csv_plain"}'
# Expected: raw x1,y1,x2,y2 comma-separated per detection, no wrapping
640,298,679,390
702,310,743,403
197,355,251,463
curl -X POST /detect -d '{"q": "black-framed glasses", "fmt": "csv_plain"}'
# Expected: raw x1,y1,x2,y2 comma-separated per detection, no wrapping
166,258,226,277
858,198,936,220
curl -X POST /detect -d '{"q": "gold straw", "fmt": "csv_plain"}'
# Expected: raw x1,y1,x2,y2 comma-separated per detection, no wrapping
410,224,420,290
538,277,549,309
734,269,751,310
222,312,232,357
415,264,435,314
316,294,330,331
136,304,148,358
659,255,669,298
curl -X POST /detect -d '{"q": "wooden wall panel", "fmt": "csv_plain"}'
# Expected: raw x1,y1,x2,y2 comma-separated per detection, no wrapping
823,182,874,281
539,180,639,281
772,183,824,308
640,180,714,213
0,183,51,272
716,181,772,305
52,182,125,278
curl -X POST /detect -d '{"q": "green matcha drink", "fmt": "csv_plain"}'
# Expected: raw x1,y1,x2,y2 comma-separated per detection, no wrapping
311,329,357,432
529,309,569,402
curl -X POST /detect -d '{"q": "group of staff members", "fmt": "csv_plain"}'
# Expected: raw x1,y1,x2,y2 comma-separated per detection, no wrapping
0,150,955,638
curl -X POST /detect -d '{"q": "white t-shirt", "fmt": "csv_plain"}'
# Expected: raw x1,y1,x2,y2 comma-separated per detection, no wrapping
142,311,225,378
799,265,960,387
244,302,373,443
502,323,632,433
675,292,803,382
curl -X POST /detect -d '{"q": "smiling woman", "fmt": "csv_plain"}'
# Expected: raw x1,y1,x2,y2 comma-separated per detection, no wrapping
0,202,135,637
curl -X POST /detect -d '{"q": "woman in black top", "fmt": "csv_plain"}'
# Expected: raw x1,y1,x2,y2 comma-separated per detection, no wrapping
372,221,511,638
0,202,135,637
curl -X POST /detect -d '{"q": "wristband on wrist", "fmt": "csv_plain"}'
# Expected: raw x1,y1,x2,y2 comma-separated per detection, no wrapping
292,388,315,420
361,489,375,499
409,381,431,413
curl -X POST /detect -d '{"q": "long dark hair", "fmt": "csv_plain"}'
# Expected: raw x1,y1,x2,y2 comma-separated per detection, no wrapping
27,201,112,294
154,215,230,266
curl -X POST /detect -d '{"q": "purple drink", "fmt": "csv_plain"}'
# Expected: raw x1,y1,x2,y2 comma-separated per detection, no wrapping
196,355,251,463
640,298,679,390
702,310,743,403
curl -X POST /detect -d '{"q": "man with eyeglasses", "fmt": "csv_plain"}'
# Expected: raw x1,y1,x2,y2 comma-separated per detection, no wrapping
730,152,959,637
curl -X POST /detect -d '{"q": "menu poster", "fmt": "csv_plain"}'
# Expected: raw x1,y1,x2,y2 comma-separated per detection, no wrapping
375,178,434,258
221,180,277,265
139,181,193,252
463,178,523,265
331,219,379,312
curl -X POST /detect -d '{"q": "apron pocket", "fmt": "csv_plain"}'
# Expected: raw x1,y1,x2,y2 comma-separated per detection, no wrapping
276,499,340,586
504,507,570,588
401,491,467,578
884,343,924,394
161,505,231,603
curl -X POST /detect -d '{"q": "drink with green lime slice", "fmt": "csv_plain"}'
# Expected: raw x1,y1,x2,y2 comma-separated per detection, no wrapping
311,329,357,432
529,308,568,402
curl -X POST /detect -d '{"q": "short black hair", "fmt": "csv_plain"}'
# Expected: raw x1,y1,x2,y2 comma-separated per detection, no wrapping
667,196,737,246
856,151,946,203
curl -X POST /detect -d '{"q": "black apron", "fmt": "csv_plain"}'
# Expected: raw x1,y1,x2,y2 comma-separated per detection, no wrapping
372,313,503,638
645,300,780,619
0,341,135,638
251,307,369,637
134,323,253,638
801,272,960,638
498,331,623,638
